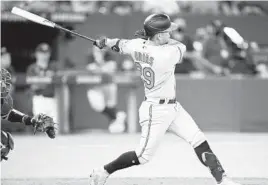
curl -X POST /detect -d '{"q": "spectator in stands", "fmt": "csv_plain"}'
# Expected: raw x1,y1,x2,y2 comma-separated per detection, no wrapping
142,0,180,15
1,1,15,11
206,20,257,75
95,1,111,14
1,47,16,97
218,1,241,16
187,1,219,14
248,42,268,78
21,1,56,12
195,27,210,44
110,1,133,15
71,1,98,14
1,47,15,76
238,1,266,15
26,43,58,123
176,1,192,13
219,1,266,16
256,62,268,78
171,18,222,75
202,20,232,75
86,46,126,134
56,1,73,12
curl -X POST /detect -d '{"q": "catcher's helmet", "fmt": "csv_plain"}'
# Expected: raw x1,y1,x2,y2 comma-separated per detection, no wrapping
135,13,178,38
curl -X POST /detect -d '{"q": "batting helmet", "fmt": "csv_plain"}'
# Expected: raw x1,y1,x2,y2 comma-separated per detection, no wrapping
135,13,178,38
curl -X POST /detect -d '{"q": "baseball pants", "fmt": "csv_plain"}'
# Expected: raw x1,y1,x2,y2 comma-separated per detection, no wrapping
135,98,206,164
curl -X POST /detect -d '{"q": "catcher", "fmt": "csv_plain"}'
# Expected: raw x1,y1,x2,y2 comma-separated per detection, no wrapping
1,68,57,161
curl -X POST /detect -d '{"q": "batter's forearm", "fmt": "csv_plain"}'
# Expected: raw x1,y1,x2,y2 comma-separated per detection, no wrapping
105,38,121,52
106,38,120,48
6,109,34,126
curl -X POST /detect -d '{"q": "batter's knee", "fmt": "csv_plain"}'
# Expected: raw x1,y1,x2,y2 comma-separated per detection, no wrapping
190,130,207,148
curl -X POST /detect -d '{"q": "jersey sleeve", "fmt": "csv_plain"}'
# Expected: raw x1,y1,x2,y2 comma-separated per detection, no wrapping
169,41,186,65
118,39,138,55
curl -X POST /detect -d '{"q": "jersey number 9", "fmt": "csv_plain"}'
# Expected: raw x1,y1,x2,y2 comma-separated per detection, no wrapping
135,63,155,89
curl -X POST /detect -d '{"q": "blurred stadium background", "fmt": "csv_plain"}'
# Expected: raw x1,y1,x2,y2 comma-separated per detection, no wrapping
1,1,268,185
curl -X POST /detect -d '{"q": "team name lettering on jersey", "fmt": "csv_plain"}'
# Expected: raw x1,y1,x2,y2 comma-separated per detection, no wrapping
134,51,154,66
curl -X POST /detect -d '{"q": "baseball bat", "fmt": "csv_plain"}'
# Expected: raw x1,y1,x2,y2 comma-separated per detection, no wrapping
11,7,95,42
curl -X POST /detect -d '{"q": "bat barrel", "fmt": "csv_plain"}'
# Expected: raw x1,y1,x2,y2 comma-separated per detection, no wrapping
11,7,95,43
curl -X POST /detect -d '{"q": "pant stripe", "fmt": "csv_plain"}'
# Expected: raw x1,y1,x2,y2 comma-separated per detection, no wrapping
139,120,148,125
138,104,153,158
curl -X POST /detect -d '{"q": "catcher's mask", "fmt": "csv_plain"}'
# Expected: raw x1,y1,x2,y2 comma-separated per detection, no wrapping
1,68,12,99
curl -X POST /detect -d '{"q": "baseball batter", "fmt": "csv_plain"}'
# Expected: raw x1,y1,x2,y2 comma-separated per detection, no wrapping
89,14,241,185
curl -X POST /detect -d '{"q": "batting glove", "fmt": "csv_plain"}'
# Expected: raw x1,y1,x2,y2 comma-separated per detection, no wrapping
93,37,107,49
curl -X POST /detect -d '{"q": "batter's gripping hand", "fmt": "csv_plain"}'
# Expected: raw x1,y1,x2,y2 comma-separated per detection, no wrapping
32,113,57,139
93,37,107,49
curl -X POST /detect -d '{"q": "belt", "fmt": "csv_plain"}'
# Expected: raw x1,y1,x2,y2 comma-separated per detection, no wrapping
145,97,176,104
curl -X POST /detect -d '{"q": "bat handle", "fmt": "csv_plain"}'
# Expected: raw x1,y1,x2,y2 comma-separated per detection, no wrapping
55,24,96,43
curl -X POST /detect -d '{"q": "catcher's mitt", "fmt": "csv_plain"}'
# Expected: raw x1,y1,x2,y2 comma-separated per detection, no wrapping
32,113,57,139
